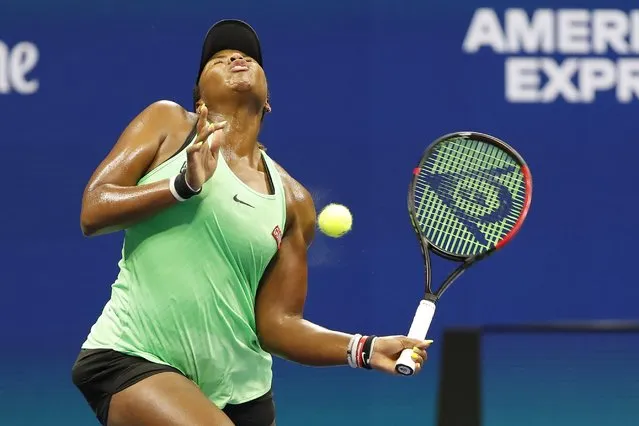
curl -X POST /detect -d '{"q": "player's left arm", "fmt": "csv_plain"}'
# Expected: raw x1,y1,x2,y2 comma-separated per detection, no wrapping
255,174,353,366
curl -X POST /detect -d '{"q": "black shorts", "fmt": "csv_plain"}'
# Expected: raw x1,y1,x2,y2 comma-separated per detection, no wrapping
71,349,275,426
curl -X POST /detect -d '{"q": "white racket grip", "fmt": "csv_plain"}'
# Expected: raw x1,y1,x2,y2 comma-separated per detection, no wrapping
394,299,436,376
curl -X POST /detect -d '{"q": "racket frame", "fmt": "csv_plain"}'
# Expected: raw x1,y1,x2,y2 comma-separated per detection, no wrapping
409,131,532,265
395,131,533,376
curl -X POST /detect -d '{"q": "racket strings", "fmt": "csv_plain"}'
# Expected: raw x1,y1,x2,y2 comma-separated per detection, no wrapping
446,144,523,252
417,145,524,252
412,137,527,256
415,151,525,234
430,141,514,170
418,140,525,254
414,181,522,253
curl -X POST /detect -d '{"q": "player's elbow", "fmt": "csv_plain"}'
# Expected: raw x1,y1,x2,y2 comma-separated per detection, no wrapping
80,211,98,237
256,315,282,353
80,196,103,237
81,222,101,237
256,312,296,357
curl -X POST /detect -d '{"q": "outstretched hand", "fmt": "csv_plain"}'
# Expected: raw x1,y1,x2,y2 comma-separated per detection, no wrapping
185,104,227,191
370,336,432,375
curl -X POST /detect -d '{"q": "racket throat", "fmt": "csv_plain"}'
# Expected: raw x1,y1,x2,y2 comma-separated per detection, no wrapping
433,261,471,299
424,293,438,303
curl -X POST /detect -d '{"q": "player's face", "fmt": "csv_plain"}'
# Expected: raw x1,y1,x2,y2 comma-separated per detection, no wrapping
199,49,268,108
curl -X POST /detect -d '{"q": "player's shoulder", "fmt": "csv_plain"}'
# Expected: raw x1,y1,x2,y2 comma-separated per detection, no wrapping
139,100,195,128
272,161,314,210
142,99,187,116
270,159,316,242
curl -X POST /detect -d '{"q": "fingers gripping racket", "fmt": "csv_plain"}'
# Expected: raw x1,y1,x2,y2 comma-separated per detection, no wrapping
394,132,533,376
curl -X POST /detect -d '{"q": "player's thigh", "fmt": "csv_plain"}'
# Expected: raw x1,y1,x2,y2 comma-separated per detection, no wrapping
108,371,233,426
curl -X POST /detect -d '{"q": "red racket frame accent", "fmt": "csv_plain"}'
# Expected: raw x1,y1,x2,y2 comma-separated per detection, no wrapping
495,163,532,250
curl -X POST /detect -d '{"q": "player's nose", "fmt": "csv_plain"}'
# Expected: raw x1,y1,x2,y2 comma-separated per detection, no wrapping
230,53,246,62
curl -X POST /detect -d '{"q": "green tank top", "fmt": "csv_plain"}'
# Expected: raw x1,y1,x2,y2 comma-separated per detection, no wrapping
82,130,287,407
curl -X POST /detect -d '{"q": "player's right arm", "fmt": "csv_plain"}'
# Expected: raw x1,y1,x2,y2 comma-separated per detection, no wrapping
80,101,223,237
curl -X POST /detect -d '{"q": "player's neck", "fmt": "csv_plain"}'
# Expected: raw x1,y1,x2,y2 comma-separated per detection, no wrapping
208,108,262,160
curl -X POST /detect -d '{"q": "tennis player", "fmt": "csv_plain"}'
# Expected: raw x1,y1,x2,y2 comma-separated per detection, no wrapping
71,19,431,426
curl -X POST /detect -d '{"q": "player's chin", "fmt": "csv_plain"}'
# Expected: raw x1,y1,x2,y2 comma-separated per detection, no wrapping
228,76,257,92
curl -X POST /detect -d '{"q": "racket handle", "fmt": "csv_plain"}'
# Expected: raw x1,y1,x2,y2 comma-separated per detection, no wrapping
394,299,436,376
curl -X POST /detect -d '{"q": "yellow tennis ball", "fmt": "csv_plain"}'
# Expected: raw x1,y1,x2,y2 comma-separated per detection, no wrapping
318,203,352,238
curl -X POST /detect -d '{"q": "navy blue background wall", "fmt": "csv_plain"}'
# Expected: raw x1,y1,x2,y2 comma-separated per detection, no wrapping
1,0,637,424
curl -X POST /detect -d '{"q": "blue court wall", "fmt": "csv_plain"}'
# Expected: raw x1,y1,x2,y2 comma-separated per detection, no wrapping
1,0,637,424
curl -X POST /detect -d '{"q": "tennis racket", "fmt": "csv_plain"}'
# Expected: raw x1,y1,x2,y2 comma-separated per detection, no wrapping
394,131,533,376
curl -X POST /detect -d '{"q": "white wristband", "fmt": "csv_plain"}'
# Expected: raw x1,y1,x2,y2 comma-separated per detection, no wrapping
183,175,200,193
368,337,378,362
169,175,187,202
347,334,362,368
